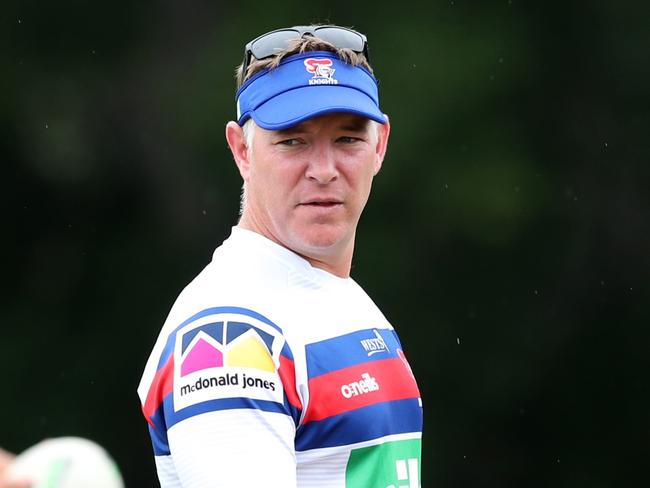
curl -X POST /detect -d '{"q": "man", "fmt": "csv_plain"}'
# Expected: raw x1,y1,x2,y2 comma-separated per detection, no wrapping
138,25,422,487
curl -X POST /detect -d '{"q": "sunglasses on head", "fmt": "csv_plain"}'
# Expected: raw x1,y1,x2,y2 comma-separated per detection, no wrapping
242,25,369,75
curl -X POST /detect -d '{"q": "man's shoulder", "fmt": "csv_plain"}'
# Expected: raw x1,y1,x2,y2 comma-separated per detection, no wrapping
136,251,291,405
179,242,289,304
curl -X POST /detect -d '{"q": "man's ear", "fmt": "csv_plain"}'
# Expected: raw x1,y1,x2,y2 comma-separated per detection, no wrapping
373,115,391,175
225,121,251,181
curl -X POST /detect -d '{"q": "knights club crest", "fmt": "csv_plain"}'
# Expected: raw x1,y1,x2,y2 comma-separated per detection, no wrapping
304,58,339,85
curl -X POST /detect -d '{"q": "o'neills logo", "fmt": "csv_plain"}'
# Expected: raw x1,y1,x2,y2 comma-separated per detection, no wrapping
304,58,338,85
341,372,380,398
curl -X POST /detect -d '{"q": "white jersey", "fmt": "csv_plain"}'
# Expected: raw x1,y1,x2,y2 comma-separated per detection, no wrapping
138,227,423,487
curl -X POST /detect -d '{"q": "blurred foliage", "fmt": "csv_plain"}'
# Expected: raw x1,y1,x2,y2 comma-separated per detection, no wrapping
2,0,649,486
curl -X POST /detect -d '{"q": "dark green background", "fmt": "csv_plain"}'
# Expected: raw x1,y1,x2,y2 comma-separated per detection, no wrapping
3,1,649,486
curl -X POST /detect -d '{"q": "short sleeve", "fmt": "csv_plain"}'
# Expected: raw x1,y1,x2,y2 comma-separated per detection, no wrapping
139,307,303,487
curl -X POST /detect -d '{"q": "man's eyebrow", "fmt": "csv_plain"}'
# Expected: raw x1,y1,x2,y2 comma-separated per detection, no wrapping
274,125,307,137
340,118,371,132
272,117,371,136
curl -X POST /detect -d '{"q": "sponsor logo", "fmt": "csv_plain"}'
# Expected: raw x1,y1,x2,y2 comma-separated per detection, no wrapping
340,372,380,398
386,458,420,488
345,438,421,488
173,316,284,410
360,329,389,356
178,373,276,396
304,58,338,85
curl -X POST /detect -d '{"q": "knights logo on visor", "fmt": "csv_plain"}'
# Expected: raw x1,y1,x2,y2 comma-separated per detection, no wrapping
304,58,339,85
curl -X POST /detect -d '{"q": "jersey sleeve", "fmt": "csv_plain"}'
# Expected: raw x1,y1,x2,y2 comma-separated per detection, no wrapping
139,307,303,487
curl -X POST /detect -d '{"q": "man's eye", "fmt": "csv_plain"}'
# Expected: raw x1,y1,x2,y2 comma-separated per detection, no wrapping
338,136,361,144
277,138,302,146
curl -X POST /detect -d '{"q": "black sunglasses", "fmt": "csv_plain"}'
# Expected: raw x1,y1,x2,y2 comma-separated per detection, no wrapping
242,25,369,75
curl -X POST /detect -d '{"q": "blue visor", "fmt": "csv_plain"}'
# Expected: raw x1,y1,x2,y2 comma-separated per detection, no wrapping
236,51,386,130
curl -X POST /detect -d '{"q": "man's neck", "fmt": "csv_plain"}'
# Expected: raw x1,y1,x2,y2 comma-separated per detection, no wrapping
300,251,352,279
236,221,354,278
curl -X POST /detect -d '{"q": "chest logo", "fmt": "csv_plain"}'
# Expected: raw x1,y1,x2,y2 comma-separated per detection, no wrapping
340,372,380,398
360,329,390,357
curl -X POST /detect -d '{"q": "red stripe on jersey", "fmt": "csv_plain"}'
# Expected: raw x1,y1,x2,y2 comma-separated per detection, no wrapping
143,356,174,428
278,355,302,410
303,357,420,423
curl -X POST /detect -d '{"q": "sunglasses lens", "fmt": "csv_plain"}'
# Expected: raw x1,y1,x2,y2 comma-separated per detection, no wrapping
249,29,303,59
313,27,365,52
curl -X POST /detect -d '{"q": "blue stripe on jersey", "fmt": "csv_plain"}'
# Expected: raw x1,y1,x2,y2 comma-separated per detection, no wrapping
285,396,301,428
149,422,171,456
149,387,299,455
389,329,403,349
281,342,295,362
305,328,400,379
155,306,287,370
295,398,422,451
163,394,288,430
148,399,171,455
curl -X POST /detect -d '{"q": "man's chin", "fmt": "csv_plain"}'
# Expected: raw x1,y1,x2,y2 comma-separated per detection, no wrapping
288,227,351,256
298,227,346,247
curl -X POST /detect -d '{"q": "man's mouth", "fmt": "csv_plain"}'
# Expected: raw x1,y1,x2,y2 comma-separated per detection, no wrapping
300,196,344,208
306,201,340,207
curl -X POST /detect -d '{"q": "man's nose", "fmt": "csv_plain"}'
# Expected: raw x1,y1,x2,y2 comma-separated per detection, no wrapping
305,143,339,184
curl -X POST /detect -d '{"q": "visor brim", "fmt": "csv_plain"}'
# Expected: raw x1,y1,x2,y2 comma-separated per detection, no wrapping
249,85,387,130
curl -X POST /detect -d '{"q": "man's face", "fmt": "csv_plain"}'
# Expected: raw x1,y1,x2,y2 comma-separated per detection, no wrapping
229,112,390,274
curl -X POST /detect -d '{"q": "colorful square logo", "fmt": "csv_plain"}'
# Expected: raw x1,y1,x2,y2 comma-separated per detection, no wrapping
173,313,285,411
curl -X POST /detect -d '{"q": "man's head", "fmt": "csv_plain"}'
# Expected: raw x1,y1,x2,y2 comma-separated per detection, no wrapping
225,25,390,277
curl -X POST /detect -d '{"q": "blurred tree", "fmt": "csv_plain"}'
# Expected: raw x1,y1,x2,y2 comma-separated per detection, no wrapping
3,1,648,486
